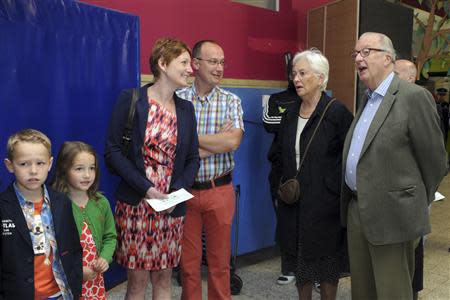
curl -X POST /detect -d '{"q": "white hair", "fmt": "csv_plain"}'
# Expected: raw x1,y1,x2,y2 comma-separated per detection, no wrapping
292,48,329,91
360,32,397,61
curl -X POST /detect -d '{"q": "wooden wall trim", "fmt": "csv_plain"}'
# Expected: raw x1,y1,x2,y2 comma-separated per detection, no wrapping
140,74,287,89
323,6,327,52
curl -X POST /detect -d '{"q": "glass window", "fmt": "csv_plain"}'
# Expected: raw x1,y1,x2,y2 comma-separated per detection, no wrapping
232,0,279,11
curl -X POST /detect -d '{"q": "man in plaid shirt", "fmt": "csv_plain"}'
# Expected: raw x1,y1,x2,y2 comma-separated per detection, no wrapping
177,40,244,300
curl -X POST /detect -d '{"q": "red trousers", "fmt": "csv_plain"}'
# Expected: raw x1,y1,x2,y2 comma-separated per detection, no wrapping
181,182,235,300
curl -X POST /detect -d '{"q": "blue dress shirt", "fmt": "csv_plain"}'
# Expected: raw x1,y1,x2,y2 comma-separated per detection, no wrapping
345,72,395,191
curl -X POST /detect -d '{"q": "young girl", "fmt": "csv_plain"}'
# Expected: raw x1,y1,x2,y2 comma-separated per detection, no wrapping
52,141,117,300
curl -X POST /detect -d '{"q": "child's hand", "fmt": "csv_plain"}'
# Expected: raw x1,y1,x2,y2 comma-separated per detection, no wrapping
93,257,109,273
83,266,97,281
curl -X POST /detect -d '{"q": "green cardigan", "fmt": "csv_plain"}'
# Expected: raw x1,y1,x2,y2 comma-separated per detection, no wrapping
71,194,117,263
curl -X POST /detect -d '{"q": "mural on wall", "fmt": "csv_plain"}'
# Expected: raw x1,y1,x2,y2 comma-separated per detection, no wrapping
408,0,449,79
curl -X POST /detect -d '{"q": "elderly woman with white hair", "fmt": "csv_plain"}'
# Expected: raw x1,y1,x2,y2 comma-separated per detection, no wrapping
274,49,353,300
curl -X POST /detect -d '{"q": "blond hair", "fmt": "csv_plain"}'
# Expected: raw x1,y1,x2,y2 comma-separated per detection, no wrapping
7,128,51,160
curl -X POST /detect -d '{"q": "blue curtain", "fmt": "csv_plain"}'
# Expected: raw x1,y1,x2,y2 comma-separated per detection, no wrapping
0,1,139,286
0,0,140,203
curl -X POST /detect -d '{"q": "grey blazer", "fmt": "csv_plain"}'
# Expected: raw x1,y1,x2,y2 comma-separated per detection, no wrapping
340,75,448,245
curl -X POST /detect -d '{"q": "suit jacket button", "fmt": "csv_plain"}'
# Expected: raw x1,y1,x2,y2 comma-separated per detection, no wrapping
27,278,33,283
27,257,33,263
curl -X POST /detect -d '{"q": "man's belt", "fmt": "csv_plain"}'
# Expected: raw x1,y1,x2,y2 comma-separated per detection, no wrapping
192,173,232,190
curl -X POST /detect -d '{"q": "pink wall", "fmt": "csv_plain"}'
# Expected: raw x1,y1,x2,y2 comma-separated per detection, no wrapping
80,0,333,81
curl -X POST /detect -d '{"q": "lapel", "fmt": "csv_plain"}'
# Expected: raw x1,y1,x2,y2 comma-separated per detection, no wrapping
284,93,329,173
136,84,185,143
359,76,399,158
306,93,329,128
3,185,32,247
174,94,186,152
49,190,61,239
137,84,151,141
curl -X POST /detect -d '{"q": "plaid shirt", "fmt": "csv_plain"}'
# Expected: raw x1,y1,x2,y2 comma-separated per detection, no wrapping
177,84,244,182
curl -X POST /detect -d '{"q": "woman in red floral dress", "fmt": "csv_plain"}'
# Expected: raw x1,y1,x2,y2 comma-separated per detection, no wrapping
105,38,200,299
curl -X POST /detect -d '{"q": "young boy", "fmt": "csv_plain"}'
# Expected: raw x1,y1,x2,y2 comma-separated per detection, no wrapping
0,129,82,299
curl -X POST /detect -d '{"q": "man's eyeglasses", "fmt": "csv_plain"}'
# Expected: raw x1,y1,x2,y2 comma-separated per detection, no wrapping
195,58,226,67
351,48,388,60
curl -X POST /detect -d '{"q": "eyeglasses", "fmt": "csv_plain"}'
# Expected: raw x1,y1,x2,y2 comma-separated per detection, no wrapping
351,48,388,60
195,57,226,67
290,69,315,80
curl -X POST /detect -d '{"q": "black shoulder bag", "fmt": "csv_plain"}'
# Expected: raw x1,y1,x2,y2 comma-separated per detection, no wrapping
277,99,336,204
121,88,140,156
106,88,140,175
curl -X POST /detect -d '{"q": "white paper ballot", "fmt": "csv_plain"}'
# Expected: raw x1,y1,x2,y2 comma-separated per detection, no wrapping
146,188,194,212
434,192,445,202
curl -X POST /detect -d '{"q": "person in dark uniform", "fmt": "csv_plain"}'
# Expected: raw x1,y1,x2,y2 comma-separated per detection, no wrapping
436,87,449,145
262,58,299,285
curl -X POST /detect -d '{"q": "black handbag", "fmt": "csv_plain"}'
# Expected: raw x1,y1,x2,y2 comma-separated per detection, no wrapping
278,99,335,204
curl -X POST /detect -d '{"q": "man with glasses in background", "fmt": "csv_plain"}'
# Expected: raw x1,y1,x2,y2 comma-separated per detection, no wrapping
177,40,244,300
341,32,447,299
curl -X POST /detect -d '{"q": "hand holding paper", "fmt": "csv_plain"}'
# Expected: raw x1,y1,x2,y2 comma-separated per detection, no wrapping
146,188,194,212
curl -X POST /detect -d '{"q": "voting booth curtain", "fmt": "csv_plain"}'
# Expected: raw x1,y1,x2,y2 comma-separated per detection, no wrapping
0,0,139,199
0,0,139,287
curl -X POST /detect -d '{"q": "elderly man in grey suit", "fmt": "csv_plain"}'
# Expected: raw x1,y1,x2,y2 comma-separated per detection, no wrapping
341,32,448,299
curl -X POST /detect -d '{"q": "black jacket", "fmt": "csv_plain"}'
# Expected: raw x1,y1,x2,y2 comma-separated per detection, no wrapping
105,83,200,217
0,185,82,299
262,87,299,253
263,87,299,165
275,93,353,260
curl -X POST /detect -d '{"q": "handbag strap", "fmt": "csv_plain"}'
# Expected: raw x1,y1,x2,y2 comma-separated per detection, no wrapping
295,98,336,176
121,87,140,156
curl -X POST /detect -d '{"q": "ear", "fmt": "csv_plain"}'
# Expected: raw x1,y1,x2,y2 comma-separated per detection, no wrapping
385,54,393,66
318,73,325,87
158,58,167,73
192,58,200,71
4,158,14,174
48,156,53,172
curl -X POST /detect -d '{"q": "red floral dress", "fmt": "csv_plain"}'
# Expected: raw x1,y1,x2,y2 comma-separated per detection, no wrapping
80,221,106,300
115,98,184,270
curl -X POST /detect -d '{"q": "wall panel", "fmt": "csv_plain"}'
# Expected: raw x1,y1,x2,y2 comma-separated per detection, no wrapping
325,0,358,112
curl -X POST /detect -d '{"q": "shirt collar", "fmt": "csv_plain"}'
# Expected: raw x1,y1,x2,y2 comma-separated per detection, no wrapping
369,72,394,99
13,182,50,205
192,82,218,103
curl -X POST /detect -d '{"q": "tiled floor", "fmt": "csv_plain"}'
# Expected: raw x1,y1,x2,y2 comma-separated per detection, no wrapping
107,173,450,299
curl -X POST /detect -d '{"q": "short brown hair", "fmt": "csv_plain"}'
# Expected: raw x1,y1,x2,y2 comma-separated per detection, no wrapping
7,129,52,160
51,141,101,201
149,37,191,79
